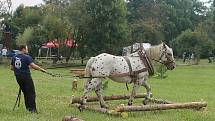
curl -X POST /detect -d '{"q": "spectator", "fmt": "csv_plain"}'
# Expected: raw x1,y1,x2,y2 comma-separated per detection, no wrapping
2,47,8,57
182,52,186,63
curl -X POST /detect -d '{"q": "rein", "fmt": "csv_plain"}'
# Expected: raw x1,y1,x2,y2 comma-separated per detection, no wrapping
152,58,175,66
152,48,175,66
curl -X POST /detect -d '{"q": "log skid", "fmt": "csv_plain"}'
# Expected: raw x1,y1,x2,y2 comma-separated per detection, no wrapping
115,102,207,112
71,94,173,104
72,103,121,116
70,69,85,76
71,94,147,104
62,116,84,121
70,94,207,117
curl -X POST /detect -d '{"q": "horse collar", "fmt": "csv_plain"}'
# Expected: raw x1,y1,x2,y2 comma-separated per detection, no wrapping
138,50,154,76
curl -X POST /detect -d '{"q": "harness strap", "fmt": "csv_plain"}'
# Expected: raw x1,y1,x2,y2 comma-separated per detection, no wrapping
138,50,154,76
122,56,148,83
123,56,133,76
131,45,133,54
110,68,148,77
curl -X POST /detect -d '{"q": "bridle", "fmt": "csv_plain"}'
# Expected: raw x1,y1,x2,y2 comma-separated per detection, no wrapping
127,43,175,66
152,48,175,66
137,43,175,66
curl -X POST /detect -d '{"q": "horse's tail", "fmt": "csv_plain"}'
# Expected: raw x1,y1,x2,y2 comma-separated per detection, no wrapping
84,57,95,84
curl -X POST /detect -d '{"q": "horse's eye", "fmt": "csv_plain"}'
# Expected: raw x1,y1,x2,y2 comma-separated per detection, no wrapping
167,53,172,56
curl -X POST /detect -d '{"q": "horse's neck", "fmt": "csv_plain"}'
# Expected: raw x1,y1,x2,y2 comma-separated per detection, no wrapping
145,45,161,60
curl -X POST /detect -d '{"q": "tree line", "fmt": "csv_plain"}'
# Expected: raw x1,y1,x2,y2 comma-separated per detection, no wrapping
0,0,215,59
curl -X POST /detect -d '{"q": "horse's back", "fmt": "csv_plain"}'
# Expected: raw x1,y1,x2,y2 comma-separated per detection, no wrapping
90,53,147,78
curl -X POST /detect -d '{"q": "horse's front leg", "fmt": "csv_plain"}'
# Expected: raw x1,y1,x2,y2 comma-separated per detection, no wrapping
94,79,108,108
128,81,141,106
142,79,152,105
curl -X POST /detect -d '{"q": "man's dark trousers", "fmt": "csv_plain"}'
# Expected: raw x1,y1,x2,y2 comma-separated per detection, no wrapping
15,74,37,112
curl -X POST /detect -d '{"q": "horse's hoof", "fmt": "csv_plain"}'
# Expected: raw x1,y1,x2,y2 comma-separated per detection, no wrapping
150,93,153,98
78,105,84,112
128,102,133,106
143,100,148,105
101,105,108,109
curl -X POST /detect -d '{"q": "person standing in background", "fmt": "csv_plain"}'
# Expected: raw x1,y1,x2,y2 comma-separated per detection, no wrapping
2,47,8,57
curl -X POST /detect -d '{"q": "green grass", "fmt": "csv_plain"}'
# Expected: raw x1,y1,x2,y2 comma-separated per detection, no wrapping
0,60,215,121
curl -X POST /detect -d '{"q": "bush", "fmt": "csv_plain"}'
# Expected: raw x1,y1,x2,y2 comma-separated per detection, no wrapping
155,64,168,79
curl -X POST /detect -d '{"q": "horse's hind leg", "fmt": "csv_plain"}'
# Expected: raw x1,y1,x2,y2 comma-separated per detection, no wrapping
80,79,96,106
94,79,107,108
142,79,152,105
128,81,141,106
80,78,106,107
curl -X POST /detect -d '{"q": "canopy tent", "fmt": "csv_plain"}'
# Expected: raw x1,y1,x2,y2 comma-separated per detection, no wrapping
41,40,59,48
64,39,77,48
38,39,77,59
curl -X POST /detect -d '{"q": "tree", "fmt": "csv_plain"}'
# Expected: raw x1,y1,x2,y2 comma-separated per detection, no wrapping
0,0,12,43
127,0,164,44
173,29,213,59
127,0,208,45
79,0,129,55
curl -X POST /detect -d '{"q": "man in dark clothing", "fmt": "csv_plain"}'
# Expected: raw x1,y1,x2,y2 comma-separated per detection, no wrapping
11,45,47,113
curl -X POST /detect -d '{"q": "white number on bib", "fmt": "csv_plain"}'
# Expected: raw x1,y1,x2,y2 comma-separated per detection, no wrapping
15,57,22,69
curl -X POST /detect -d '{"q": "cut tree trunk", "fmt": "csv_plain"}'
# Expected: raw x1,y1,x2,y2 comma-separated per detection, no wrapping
72,103,120,116
115,102,207,112
71,94,146,104
62,116,84,121
71,94,172,104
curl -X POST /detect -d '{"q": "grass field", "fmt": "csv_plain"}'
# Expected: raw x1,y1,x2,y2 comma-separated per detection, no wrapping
0,60,215,121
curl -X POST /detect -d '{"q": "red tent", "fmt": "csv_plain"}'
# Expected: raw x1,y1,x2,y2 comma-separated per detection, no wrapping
42,40,59,48
64,39,76,48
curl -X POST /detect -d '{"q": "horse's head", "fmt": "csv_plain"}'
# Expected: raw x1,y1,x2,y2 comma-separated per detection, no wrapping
158,43,176,70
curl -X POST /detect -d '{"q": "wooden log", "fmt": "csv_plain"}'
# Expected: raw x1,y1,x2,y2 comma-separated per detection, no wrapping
62,116,84,121
115,102,207,112
70,69,85,76
71,94,147,104
71,94,172,104
72,103,121,116
148,98,173,104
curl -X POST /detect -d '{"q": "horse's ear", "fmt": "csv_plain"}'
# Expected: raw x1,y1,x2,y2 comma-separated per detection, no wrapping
162,42,166,49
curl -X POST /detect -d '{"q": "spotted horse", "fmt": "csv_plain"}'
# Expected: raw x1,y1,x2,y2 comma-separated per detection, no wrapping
79,43,176,109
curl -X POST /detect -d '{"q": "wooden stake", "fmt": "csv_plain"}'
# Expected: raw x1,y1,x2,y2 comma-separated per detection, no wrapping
72,79,78,91
115,102,207,112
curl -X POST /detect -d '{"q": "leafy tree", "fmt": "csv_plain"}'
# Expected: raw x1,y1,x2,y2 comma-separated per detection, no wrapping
16,27,34,45
80,0,129,55
173,29,213,59
127,0,207,45
127,0,164,44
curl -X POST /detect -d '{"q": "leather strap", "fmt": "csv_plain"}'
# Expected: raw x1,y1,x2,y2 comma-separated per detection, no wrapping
110,68,147,77
138,50,154,76
123,56,133,76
